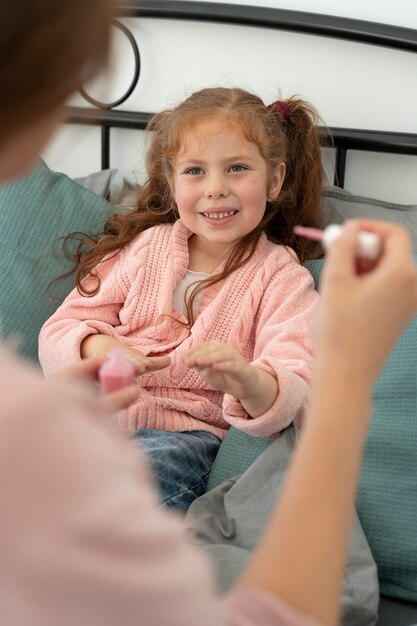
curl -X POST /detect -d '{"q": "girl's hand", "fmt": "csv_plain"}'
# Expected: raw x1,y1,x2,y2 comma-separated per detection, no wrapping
316,220,417,387
80,334,170,375
49,356,141,412
182,341,259,399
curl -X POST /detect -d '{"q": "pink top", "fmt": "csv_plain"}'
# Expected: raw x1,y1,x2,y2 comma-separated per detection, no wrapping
39,220,318,438
0,350,319,626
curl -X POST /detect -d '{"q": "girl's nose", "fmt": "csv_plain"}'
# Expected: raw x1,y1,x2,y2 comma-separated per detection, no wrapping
204,175,229,199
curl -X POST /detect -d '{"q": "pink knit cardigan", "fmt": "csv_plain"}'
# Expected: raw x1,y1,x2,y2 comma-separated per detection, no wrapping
39,220,318,438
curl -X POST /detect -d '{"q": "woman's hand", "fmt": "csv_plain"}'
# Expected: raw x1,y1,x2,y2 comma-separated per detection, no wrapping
49,356,140,412
80,334,170,375
316,220,417,387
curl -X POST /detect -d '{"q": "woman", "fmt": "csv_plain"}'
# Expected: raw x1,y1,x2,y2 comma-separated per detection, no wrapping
1,2,417,625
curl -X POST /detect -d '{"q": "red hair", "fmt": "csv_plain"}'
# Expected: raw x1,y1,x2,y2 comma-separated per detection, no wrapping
65,87,326,326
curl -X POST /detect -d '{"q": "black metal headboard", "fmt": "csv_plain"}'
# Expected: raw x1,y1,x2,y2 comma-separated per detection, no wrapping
65,1,417,187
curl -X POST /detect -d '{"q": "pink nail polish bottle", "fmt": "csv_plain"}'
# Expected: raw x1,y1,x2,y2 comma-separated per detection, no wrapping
99,348,135,395
293,224,381,260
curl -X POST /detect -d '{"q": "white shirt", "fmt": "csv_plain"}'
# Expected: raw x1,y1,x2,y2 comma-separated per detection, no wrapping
172,269,210,318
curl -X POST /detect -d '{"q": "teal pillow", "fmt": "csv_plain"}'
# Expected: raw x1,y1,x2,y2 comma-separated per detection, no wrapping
0,161,112,364
206,428,271,491
308,259,417,601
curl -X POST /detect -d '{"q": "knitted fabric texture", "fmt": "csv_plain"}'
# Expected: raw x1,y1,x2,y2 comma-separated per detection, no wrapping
39,220,318,438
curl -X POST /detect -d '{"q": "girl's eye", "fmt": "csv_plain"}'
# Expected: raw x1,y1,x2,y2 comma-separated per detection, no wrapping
186,167,203,176
229,164,247,173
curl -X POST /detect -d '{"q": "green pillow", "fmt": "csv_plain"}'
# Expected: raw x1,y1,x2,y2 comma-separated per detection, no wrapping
206,428,271,491
308,259,417,601
0,161,112,364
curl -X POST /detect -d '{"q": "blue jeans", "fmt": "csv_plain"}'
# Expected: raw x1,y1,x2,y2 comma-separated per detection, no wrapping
130,429,221,512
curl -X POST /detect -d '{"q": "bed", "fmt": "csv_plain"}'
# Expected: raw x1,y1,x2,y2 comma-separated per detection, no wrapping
2,2,417,624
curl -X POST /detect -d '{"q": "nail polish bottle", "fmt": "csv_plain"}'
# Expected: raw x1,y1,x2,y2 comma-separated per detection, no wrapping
294,224,381,260
322,224,381,260
99,348,135,395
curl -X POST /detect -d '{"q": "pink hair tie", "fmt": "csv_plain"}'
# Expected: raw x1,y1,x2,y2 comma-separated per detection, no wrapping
267,100,291,122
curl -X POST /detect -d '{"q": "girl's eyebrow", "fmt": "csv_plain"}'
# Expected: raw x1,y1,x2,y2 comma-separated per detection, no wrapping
178,154,255,166
224,154,254,163
177,157,206,166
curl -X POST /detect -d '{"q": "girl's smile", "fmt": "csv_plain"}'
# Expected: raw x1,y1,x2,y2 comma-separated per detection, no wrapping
199,208,239,226
170,118,285,264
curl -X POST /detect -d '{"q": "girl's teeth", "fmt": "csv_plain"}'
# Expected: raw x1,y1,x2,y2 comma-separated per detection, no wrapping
204,211,236,219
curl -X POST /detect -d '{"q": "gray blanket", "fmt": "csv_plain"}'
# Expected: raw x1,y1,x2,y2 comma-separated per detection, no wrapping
186,425,379,626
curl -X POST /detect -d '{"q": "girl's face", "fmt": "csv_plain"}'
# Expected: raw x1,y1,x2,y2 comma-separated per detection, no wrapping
170,118,285,258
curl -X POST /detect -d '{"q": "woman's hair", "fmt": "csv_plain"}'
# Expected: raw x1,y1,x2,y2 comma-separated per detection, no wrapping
0,0,112,144
69,87,327,326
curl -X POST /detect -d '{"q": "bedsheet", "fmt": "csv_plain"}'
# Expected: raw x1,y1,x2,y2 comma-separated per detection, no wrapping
186,424,379,626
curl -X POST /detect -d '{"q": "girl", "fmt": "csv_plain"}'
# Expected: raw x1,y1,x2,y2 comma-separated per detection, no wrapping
39,87,323,511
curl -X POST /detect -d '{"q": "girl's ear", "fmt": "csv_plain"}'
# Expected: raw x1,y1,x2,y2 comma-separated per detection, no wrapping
268,161,286,201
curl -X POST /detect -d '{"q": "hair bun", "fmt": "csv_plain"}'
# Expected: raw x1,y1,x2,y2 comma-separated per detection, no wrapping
267,100,291,122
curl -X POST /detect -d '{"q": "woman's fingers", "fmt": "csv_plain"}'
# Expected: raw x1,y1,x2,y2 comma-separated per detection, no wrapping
321,224,358,282
98,383,141,412
51,356,106,382
346,219,414,267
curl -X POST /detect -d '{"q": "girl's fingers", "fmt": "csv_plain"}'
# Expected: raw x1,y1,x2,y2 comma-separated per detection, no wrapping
184,341,228,357
210,360,243,374
144,356,171,371
197,366,219,379
184,352,235,368
128,355,171,375
183,345,236,366
183,349,214,363
55,353,170,384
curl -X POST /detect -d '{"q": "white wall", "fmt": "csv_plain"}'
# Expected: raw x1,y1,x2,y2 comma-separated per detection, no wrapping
43,1,417,203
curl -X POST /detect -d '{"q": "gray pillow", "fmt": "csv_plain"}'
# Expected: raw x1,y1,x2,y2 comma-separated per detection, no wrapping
74,168,137,205
74,168,119,199
322,187,417,249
